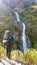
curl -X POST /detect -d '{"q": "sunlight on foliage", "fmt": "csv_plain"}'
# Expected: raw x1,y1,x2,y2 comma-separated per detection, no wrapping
11,49,37,65
32,5,37,9
24,49,37,64
10,50,24,61
0,43,6,59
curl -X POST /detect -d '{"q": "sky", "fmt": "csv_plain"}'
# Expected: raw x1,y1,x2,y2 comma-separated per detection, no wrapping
0,0,2,3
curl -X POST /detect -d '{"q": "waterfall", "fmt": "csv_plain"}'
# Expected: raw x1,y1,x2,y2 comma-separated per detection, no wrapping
15,11,28,53
22,23,28,53
15,11,20,22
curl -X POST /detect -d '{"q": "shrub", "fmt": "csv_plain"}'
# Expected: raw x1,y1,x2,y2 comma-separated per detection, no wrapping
24,49,37,65
0,43,6,59
10,50,24,61
10,49,37,65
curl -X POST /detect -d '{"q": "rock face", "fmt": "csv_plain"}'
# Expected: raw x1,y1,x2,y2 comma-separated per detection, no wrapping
3,0,36,9
0,57,27,65
3,0,24,9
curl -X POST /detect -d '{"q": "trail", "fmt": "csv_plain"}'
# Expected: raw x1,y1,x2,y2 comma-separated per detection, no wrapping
0,57,27,65
0,57,21,65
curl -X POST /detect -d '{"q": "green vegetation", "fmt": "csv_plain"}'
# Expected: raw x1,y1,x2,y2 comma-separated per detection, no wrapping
0,43,6,59
0,3,37,65
24,49,37,65
0,21,14,41
20,7,37,48
10,49,37,65
10,50,23,61
0,3,14,41
32,5,37,9
0,43,37,65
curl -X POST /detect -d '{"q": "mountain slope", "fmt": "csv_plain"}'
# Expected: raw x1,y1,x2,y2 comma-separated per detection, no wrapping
3,0,36,9
20,7,37,48
0,2,14,25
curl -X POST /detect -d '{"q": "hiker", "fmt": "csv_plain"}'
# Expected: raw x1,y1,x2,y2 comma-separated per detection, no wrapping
2,30,10,48
2,30,14,58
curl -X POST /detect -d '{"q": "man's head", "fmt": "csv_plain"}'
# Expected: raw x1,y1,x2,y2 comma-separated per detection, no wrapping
5,30,10,35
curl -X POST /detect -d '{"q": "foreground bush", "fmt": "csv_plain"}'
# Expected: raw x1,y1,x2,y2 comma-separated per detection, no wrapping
24,49,37,65
11,49,37,65
10,50,24,61
0,44,6,59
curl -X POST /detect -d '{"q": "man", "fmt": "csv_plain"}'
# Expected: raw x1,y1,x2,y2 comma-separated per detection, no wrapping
2,30,14,58
2,30,10,48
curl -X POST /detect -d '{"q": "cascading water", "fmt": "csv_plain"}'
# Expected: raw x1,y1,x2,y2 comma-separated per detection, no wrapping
22,23,28,53
15,11,20,22
15,11,28,53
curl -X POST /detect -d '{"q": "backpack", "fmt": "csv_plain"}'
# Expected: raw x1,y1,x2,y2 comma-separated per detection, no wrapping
11,35,14,43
